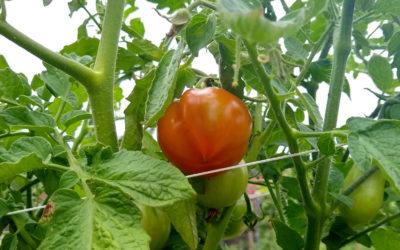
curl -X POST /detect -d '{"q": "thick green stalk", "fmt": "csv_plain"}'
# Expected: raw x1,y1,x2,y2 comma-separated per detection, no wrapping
312,0,355,208
244,41,317,214
203,206,234,250
90,0,125,151
308,1,355,249
0,21,98,88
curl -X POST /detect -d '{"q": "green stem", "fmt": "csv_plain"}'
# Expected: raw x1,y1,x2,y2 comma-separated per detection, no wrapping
72,120,89,152
242,95,268,102
54,130,94,199
0,132,30,139
292,129,348,138
304,155,329,169
187,0,217,11
0,21,98,88
265,179,286,223
19,179,40,193
340,212,400,247
54,97,68,123
90,0,125,151
233,36,241,87
280,0,289,12
312,0,355,205
11,214,37,247
293,23,334,88
245,120,276,164
308,1,355,249
79,0,101,30
275,180,286,219
0,97,20,106
0,0,6,20
254,95,262,133
244,41,317,214
46,163,71,172
248,180,267,186
203,206,235,250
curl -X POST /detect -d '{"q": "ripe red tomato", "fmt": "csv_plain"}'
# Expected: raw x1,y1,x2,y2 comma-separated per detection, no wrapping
339,165,385,228
197,166,248,209
157,87,252,177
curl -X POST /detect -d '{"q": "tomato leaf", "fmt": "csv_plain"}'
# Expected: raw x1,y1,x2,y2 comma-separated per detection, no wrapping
67,0,87,17
284,37,308,62
388,32,400,56
367,55,393,92
327,167,344,193
272,220,304,250
329,192,353,208
283,200,307,236
0,106,56,132
348,118,400,192
0,55,10,69
0,137,52,182
59,170,79,189
40,65,70,98
17,95,44,109
60,110,91,128
370,228,400,250
126,39,163,61
85,150,196,207
144,40,185,127
147,0,190,14
1,233,18,249
185,13,217,57
376,0,400,17
218,0,327,44
300,93,323,130
122,70,155,151
174,67,197,99
165,199,198,249
317,134,336,156
38,187,149,250
0,68,31,101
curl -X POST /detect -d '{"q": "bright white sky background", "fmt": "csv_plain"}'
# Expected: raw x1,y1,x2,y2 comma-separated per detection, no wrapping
0,0,382,136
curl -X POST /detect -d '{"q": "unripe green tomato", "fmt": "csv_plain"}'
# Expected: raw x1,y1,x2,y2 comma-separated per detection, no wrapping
197,166,248,209
140,205,171,250
339,165,385,228
224,197,248,240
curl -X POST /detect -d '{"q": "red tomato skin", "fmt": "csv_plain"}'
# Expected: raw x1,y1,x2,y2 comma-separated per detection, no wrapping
157,87,252,177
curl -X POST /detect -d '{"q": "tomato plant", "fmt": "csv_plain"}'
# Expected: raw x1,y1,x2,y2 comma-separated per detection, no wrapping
339,166,385,228
1,0,400,249
197,166,248,209
157,87,252,176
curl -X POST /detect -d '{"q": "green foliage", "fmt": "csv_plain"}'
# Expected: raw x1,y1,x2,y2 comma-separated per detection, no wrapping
185,13,217,56
38,188,149,249
0,0,399,249
144,40,185,127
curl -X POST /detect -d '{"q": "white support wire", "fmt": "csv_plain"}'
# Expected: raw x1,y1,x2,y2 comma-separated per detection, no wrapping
6,205,46,216
4,149,319,216
186,148,319,178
